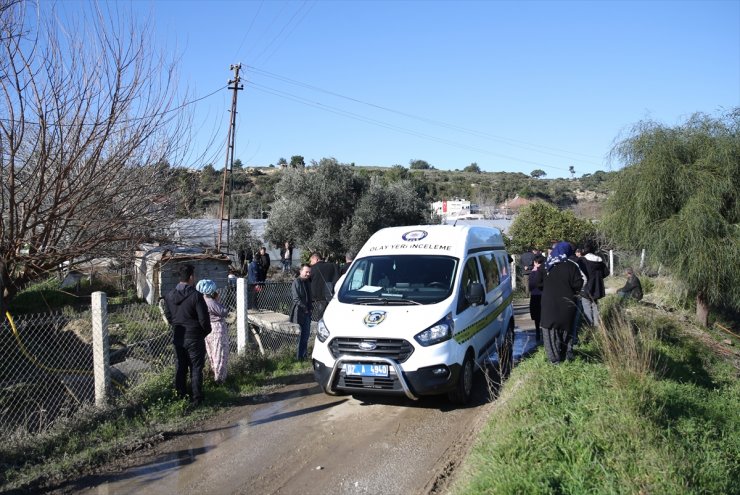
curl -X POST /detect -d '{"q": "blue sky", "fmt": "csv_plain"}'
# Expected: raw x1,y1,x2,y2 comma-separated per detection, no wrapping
54,1,739,178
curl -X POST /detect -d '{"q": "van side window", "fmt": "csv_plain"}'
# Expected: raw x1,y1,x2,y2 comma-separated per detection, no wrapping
496,254,509,277
479,253,500,292
457,257,482,313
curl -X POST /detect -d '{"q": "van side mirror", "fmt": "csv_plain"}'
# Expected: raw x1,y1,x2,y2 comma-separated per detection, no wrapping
466,282,486,306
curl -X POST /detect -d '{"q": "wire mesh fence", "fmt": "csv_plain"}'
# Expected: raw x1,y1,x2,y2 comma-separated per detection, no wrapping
0,310,95,435
0,277,316,438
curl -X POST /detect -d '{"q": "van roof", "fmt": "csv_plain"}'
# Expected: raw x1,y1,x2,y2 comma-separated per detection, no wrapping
357,225,505,259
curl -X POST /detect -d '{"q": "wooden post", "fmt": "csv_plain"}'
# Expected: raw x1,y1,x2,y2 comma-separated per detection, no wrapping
91,291,110,407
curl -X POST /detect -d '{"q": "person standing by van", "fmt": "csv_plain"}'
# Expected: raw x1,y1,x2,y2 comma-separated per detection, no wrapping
541,242,584,364
309,252,339,320
528,255,546,342
291,264,312,360
163,264,212,406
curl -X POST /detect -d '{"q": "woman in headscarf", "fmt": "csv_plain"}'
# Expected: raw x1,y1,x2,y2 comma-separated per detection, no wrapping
196,279,230,383
540,242,584,363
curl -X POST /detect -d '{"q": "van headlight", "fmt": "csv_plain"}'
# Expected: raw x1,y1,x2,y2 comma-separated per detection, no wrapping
414,314,453,347
316,319,330,343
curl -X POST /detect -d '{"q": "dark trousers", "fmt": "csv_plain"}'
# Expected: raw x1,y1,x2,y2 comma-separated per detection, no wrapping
543,326,573,364
529,294,542,341
174,338,206,403
297,313,312,360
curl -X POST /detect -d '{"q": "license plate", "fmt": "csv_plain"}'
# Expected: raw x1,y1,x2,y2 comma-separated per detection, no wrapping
345,363,389,377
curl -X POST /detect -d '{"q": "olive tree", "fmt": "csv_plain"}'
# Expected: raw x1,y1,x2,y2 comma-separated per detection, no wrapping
341,177,430,255
508,202,596,253
265,159,432,261
264,158,366,259
0,2,192,300
603,110,740,325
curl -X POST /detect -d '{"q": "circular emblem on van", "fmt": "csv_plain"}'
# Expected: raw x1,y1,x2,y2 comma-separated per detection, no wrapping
402,230,428,242
363,310,387,327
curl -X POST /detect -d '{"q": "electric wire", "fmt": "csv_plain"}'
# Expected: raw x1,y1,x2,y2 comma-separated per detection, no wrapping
246,81,576,172
0,85,227,128
245,65,602,162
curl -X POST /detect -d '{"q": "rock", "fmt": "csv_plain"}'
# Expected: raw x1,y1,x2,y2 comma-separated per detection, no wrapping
722,339,733,346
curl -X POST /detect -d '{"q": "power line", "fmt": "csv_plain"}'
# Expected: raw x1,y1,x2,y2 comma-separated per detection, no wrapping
245,65,602,162
0,85,227,128
245,81,578,172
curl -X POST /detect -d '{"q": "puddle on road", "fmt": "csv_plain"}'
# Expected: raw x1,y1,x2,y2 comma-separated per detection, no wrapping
90,382,330,494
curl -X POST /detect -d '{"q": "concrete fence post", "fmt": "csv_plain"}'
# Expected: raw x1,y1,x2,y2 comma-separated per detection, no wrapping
236,277,247,354
91,291,110,407
510,255,517,290
609,250,614,277
639,249,646,271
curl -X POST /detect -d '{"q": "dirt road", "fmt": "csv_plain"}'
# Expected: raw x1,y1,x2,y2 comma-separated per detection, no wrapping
57,305,537,495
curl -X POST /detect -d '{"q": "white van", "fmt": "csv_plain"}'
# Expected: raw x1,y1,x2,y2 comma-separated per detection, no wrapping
311,225,514,404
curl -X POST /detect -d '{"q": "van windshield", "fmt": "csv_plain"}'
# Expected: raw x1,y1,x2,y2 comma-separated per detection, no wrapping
338,255,458,305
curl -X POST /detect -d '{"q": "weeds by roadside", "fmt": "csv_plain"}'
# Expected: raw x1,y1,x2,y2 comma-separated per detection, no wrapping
454,291,740,495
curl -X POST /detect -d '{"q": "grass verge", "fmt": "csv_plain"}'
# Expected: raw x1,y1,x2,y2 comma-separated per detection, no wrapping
453,297,739,494
0,347,312,493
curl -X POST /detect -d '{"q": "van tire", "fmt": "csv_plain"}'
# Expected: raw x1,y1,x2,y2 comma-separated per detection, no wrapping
497,320,514,381
448,352,474,404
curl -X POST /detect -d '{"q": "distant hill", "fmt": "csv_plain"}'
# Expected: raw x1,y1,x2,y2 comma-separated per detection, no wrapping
167,164,617,222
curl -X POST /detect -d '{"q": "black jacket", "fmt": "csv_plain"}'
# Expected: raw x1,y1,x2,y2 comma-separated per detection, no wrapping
310,261,340,302
290,277,312,324
256,253,271,277
164,283,212,344
581,253,610,301
541,260,584,331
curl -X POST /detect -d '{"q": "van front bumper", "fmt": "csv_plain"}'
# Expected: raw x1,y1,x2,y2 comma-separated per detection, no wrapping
313,357,461,400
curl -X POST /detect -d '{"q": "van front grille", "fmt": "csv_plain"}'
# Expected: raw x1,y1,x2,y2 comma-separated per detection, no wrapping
328,338,414,362
338,375,401,392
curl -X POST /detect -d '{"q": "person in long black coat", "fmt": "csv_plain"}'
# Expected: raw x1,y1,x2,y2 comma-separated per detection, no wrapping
541,242,584,363
291,264,313,360
528,254,546,342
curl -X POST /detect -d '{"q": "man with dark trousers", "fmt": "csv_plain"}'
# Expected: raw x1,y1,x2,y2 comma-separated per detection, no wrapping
163,264,212,406
309,252,339,320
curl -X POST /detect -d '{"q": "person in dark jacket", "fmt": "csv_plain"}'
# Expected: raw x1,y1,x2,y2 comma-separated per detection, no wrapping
309,252,339,320
541,242,584,364
291,264,312,360
256,246,270,282
280,241,293,272
580,244,610,326
618,267,643,301
528,255,546,342
163,264,212,406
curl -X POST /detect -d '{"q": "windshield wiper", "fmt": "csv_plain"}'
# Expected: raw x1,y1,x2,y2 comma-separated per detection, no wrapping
355,297,423,306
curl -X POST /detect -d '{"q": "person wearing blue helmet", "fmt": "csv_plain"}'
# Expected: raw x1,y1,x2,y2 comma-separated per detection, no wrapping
196,279,230,384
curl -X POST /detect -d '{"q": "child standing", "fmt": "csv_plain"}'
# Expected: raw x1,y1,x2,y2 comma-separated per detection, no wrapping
196,279,230,384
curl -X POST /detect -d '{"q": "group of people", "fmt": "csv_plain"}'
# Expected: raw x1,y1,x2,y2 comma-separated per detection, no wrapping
525,241,642,364
161,264,231,407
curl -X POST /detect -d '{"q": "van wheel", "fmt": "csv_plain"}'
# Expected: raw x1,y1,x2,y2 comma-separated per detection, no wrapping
497,321,514,381
448,353,474,404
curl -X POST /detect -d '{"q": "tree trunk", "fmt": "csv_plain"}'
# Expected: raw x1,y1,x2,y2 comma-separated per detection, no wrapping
696,294,709,327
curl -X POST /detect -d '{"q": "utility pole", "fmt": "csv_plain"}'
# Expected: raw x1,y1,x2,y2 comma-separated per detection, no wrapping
217,63,243,253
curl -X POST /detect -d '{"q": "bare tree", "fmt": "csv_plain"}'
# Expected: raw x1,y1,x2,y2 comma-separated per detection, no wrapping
0,1,192,300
